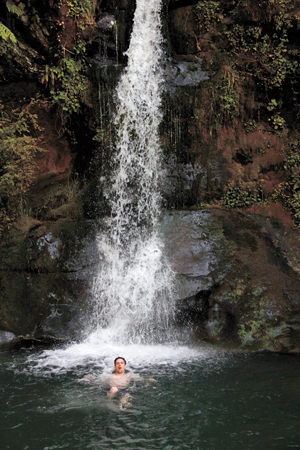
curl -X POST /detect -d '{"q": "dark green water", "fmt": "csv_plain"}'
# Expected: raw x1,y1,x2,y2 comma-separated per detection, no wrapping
1,346,300,450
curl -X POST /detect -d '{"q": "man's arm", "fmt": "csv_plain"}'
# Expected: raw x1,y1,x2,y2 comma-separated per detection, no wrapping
130,372,155,383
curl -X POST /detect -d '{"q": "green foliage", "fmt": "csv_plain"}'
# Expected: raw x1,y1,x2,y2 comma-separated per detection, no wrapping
273,142,300,226
196,1,221,31
221,184,263,209
92,128,105,143
208,67,239,123
66,0,97,18
198,1,300,132
5,0,22,16
284,144,300,170
268,113,286,134
270,0,300,30
267,99,278,112
0,103,45,235
0,1,21,43
234,3,299,100
194,0,300,214
265,98,286,133
44,0,96,125
225,24,298,91
0,23,16,42
244,120,257,133
49,58,89,116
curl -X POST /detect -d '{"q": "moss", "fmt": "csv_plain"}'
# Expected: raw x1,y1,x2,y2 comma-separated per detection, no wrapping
238,320,264,345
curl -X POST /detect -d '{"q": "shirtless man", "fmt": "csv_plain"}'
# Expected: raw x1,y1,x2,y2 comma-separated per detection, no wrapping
84,356,154,397
105,356,136,396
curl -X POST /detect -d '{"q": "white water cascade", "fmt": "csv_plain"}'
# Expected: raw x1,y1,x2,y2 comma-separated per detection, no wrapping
91,0,175,344
23,0,205,374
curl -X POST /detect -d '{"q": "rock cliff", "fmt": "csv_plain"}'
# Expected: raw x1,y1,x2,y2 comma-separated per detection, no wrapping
1,0,300,353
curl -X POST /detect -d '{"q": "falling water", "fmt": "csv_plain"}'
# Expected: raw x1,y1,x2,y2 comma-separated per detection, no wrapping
18,0,197,376
91,0,175,344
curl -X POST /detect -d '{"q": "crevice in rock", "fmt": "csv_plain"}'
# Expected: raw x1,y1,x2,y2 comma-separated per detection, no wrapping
222,311,238,341
175,289,211,326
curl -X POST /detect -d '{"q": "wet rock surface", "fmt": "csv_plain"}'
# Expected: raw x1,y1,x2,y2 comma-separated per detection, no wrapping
164,57,209,93
163,210,300,353
162,210,230,298
1,210,300,354
0,220,99,340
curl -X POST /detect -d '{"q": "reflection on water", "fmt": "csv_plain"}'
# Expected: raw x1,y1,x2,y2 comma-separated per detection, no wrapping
1,345,300,450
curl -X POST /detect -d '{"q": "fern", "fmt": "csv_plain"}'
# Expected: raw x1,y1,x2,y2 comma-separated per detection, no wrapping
0,23,17,42
5,0,22,16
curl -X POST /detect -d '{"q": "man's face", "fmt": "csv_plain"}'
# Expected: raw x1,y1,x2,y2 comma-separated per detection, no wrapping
115,358,126,375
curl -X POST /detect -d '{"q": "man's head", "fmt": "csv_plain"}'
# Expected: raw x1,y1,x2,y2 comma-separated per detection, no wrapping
114,356,126,375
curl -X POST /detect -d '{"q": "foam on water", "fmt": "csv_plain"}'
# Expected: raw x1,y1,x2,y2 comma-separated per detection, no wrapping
24,334,220,376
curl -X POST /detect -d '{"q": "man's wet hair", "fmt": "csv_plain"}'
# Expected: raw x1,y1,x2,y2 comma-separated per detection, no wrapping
114,356,126,365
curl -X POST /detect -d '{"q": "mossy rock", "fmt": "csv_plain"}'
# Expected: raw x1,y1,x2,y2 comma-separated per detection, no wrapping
168,209,300,353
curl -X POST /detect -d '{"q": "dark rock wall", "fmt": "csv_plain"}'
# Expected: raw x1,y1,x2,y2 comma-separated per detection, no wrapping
0,219,98,339
1,210,300,353
163,210,300,353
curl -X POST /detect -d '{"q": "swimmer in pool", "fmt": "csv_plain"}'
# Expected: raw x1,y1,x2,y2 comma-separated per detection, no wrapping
84,356,154,397
105,356,135,397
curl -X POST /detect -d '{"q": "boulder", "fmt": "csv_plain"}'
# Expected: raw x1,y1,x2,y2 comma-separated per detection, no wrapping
163,210,300,353
1,210,300,354
0,219,99,339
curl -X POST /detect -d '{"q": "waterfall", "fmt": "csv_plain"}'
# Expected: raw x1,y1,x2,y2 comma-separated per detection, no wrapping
20,0,200,375
91,0,175,344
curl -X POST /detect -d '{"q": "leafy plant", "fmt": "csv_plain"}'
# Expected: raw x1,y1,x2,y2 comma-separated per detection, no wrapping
208,66,239,123
196,1,221,31
0,103,45,235
272,142,300,226
227,25,297,89
0,23,16,42
92,128,105,143
43,0,96,126
0,1,21,43
66,0,97,18
221,184,263,208
284,144,300,170
5,0,22,16
49,58,89,115
244,120,257,133
268,113,286,133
